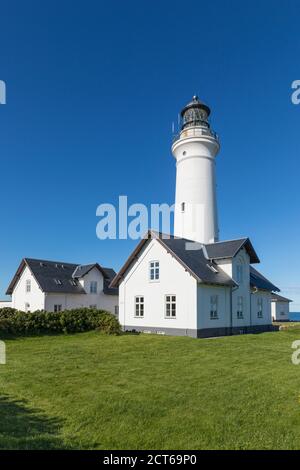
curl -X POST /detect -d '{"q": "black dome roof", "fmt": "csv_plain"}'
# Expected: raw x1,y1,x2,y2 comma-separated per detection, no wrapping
180,95,211,118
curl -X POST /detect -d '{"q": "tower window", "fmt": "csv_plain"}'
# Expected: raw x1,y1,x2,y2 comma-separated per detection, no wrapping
181,202,185,212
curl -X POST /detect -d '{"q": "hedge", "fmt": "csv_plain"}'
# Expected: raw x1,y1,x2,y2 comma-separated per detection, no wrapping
0,307,121,336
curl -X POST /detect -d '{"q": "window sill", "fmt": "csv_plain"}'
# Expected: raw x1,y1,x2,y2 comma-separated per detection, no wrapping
134,316,144,319
210,317,219,320
164,317,176,319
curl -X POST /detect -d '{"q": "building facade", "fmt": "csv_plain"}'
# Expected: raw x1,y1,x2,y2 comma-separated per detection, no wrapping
5,258,118,314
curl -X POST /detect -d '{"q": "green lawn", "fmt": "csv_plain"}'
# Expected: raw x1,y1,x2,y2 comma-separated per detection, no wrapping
0,329,300,450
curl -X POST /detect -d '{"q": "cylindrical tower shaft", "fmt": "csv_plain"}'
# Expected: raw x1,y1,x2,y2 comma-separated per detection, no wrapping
172,96,220,244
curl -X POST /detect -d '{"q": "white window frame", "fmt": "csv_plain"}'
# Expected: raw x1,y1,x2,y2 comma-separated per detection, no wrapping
165,295,176,318
90,281,98,294
135,296,144,318
237,296,244,319
210,295,218,320
54,304,62,313
149,261,160,282
25,279,31,293
257,297,263,318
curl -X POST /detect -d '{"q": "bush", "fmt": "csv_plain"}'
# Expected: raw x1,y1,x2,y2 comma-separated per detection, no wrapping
0,307,121,336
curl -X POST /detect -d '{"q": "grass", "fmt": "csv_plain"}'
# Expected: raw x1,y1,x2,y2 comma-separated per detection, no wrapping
1,329,300,449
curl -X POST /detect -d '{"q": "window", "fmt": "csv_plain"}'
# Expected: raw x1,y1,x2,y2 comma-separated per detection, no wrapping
165,295,176,318
89,304,97,309
149,261,159,281
210,295,218,320
69,279,77,286
114,305,119,316
181,202,185,212
237,296,243,319
25,279,31,293
90,281,97,294
280,311,285,316
135,296,144,317
54,279,62,285
237,265,243,284
54,305,62,313
25,303,30,313
257,297,263,318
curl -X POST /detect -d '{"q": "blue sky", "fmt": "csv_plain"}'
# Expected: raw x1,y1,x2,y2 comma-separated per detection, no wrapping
0,0,299,310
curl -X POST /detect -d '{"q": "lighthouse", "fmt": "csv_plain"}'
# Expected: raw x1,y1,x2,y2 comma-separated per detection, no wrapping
172,96,220,244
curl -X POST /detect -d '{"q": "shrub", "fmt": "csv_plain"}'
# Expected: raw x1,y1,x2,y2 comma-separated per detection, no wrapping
0,308,121,336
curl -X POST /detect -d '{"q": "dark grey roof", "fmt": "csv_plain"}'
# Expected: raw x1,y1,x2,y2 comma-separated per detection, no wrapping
73,264,98,278
250,266,280,292
205,238,260,264
271,293,292,303
6,258,117,295
103,268,118,295
102,267,117,280
111,231,237,288
161,236,237,287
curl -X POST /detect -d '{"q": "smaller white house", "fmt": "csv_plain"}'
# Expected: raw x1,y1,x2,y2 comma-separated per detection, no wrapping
4,258,118,314
271,293,291,322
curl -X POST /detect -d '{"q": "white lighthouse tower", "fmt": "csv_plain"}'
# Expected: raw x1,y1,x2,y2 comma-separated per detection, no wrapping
172,96,220,244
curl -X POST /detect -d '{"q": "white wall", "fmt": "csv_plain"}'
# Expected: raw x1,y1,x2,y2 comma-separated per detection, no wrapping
271,301,289,321
12,265,45,311
44,267,118,314
197,284,231,329
119,239,198,332
0,301,13,308
251,290,272,326
172,129,220,244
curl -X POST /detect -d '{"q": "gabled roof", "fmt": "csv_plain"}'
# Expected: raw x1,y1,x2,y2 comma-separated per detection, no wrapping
250,266,280,292
205,238,260,264
271,293,292,303
6,258,116,295
72,263,108,279
110,231,237,288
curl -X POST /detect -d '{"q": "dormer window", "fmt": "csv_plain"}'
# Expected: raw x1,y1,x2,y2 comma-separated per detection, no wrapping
90,281,97,294
54,279,62,285
69,280,77,287
149,261,159,281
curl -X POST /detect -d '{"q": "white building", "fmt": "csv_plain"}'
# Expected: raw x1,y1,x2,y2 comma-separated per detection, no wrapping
111,96,285,338
4,258,118,314
271,293,291,322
